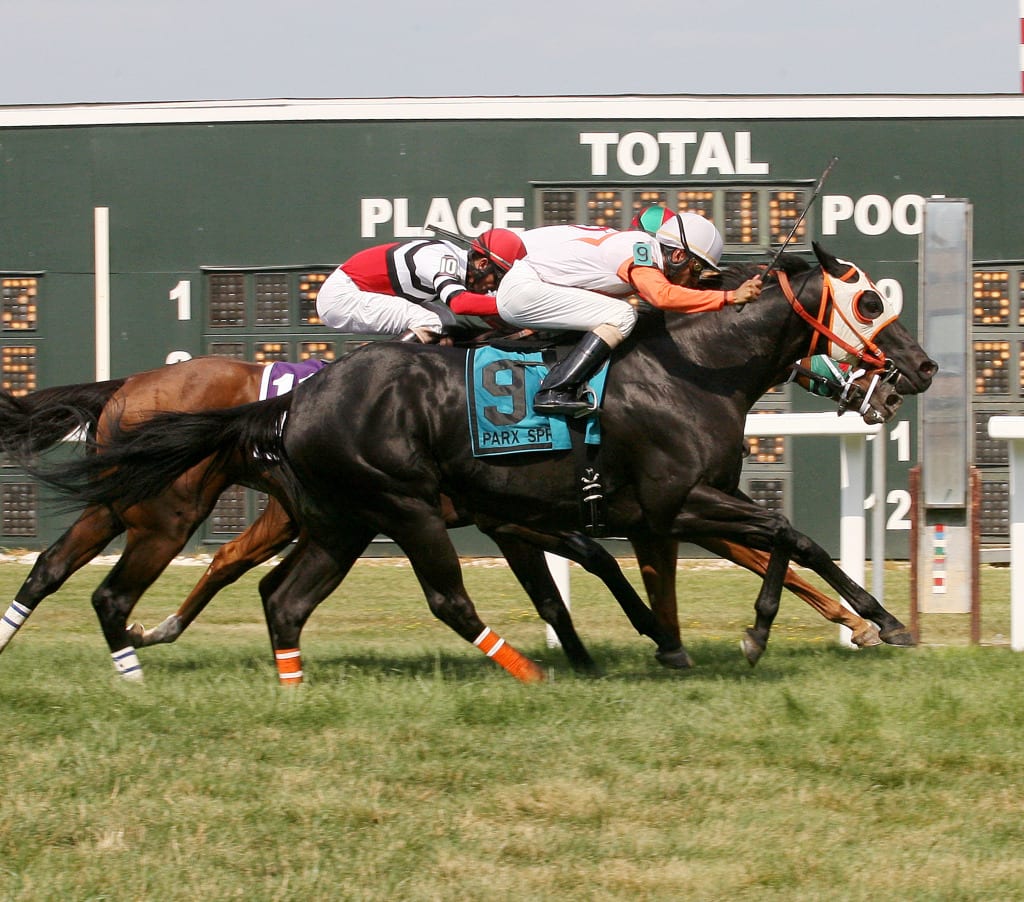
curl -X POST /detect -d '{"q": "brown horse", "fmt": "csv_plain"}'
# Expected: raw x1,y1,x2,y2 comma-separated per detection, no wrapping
0,352,893,681
1,357,656,679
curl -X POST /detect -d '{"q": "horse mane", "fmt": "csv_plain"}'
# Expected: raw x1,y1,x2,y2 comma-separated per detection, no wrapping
702,253,811,290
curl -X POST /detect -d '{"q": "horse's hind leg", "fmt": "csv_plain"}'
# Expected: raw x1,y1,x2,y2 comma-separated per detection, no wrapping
258,531,364,685
1,504,123,654
131,499,298,647
91,522,200,681
390,508,544,682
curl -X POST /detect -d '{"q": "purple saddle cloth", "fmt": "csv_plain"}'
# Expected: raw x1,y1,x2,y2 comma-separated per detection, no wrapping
259,358,328,400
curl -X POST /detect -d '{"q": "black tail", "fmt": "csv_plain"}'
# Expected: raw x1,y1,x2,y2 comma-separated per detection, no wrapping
28,393,293,510
0,379,128,460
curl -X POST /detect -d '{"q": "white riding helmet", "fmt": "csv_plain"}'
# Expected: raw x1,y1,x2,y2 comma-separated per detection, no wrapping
654,212,724,271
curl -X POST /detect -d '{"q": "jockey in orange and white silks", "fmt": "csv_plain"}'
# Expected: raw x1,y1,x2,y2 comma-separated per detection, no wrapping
316,229,527,343
495,214,762,416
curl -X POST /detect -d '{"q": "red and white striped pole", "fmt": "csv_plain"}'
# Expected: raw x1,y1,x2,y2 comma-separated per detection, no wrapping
1020,0,1024,91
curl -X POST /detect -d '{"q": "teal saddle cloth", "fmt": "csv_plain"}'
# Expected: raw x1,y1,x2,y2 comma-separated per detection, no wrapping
465,346,608,457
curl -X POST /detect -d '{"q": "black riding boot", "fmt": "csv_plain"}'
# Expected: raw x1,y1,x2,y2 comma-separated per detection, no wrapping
533,331,613,417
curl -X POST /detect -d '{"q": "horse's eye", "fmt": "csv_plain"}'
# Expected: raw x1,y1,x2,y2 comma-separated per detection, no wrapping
855,292,884,321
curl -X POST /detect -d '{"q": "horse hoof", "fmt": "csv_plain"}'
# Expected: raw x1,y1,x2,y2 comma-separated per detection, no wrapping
879,628,916,647
741,629,765,667
515,660,546,683
655,647,694,670
851,623,883,648
137,614,182,646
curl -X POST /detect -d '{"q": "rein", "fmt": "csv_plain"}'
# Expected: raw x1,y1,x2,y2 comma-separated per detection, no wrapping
776,269,887,369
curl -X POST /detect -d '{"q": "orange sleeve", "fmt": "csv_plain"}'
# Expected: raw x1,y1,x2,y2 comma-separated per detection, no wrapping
617,259,735,313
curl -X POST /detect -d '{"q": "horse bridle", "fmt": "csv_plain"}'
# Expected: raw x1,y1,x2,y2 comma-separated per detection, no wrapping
775,268,888,370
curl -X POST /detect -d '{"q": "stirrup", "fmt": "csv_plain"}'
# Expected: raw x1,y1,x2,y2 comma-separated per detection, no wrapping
572,386,599,418
533,387,599,418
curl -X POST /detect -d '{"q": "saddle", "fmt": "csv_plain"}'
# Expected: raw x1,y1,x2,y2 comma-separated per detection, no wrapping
465,341,609,537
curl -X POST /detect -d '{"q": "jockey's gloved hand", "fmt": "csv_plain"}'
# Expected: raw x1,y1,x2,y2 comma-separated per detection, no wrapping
627,295,661,320
397,327,446,344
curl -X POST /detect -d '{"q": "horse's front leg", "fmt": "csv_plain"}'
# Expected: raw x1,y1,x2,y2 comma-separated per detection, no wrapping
486,530,600,675
479,519,692,670
387,504,545,683
259,528,370,685
555,530,692,669
628,532,694,669
740,539,792,666
696,537,882,648
665,483,798,666
789,532,914,646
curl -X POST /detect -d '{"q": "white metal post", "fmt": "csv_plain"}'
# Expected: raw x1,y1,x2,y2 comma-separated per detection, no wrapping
544,552,571,648
94,207,110,381
988,416,1024,651
839,434,867,647
871,430,887,603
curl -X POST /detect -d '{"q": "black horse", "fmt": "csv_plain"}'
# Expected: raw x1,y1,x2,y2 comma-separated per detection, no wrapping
36,244,936,680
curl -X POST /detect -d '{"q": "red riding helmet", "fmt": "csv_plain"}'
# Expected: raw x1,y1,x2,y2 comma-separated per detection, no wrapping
471,228,527,272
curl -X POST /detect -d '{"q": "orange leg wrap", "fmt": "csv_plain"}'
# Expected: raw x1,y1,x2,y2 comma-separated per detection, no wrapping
473,628,545,683
274,648,304,686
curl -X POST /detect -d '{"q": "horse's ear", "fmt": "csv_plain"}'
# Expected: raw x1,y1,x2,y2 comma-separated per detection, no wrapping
812,241,843,275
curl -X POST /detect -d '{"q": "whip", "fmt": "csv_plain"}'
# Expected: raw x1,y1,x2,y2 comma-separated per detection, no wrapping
763,155,839,278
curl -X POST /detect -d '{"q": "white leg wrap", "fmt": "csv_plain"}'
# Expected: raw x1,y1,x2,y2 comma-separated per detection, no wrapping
111,646,144,682
0,601,31,651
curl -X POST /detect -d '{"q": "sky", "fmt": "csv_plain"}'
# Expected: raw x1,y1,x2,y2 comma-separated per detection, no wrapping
2,0,1019,105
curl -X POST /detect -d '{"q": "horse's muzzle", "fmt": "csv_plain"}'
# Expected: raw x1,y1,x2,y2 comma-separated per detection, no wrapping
892,357,938,395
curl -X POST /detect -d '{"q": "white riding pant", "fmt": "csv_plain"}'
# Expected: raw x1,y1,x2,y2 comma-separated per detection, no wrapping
495,261,638,337
315,267,443,334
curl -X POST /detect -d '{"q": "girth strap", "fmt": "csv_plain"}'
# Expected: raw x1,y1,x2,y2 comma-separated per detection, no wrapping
542,346,608,537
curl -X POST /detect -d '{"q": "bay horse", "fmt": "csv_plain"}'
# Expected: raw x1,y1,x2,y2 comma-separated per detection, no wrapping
29,245,936,681
0,349,895,683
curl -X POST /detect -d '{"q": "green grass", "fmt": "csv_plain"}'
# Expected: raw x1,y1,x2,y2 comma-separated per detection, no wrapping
0,557,1022,901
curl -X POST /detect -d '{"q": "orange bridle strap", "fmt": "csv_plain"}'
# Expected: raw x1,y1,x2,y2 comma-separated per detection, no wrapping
776,270,887,369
